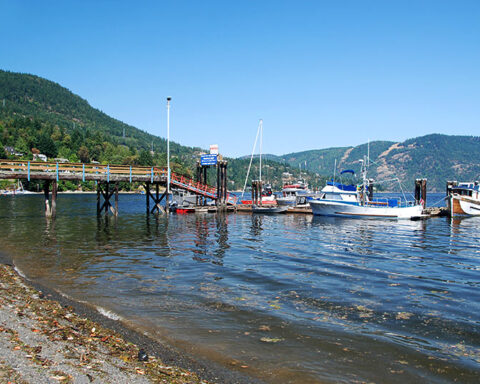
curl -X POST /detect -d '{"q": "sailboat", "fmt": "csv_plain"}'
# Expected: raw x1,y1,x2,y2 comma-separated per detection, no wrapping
248,120,287,214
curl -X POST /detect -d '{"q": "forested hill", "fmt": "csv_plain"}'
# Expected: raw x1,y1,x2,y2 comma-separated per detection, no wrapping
0,70,319,190
0,70,201,173
276,135,480,191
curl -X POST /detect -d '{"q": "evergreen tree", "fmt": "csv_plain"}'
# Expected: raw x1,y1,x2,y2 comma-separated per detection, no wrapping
77,145,90,163
0,143,6,159
37,134,58,158
139,150,153,166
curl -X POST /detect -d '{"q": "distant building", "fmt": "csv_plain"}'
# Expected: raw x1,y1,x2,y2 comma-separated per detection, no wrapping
33,154,47,162
54,158,69,163
4,146,24,157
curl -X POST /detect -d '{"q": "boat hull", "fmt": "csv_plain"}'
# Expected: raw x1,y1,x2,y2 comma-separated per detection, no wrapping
309,200,423,219
448,195,480,216
252,206,288,214
276,197,296,206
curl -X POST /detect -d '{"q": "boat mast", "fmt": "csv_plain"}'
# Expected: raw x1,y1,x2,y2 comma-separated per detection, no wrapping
362,155,367,206
241,119,262,198
259,119,263,183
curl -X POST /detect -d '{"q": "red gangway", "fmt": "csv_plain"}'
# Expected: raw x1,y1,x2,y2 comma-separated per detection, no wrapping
168,171,238,205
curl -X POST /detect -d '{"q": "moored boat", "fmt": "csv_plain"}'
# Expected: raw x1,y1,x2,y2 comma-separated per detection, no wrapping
252,205,288,214
276,180,312,207
446,181,480,216
307,157,423,220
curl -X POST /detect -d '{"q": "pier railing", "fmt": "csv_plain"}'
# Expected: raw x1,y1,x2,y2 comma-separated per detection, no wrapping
0,160,237,204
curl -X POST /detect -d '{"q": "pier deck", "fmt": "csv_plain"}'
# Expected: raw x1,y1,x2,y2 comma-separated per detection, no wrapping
0,160,237,216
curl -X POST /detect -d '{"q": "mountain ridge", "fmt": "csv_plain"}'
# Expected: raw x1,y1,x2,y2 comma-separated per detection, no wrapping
1,70,478,192
250,135,480,191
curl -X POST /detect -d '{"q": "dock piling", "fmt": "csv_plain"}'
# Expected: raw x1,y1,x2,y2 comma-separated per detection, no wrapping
43,180,57,218
415,179,428,209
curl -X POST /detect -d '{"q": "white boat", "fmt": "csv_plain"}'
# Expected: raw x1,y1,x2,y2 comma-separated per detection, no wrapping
252,205,288,214
169,189,198,209
307,157,423,220
446,181,480,216
276,180,312,207
0,181,34,196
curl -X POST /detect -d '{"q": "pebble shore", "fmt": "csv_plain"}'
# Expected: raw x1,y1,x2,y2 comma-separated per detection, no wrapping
0,264,213,383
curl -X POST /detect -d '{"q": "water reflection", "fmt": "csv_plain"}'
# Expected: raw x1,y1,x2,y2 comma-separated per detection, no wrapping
1,195,479,383
250,215,263,238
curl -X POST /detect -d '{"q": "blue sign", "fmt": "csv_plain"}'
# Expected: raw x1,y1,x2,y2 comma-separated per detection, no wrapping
200,154,218,166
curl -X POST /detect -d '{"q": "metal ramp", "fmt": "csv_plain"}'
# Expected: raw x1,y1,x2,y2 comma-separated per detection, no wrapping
167,171,237,205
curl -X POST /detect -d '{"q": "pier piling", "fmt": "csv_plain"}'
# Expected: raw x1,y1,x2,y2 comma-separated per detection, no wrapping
415,179,427,209
43,180,57,218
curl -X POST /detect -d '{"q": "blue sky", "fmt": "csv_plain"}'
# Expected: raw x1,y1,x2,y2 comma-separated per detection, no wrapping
2,1,479,157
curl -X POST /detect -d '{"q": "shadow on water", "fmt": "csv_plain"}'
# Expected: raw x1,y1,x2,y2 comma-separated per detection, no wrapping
1,195,479,383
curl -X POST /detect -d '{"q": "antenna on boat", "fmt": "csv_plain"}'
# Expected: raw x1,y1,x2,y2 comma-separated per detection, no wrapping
367,139,370,169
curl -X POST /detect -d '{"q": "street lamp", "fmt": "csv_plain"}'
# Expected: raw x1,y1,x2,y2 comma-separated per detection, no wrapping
166,97,171,212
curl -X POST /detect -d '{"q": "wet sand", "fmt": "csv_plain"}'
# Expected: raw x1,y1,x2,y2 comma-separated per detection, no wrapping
0,251,260,384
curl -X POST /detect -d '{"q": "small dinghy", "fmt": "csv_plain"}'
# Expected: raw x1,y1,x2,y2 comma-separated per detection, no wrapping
252,205,288,214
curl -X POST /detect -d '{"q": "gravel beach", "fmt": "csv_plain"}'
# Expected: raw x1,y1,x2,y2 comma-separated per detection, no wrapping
0,254,260,384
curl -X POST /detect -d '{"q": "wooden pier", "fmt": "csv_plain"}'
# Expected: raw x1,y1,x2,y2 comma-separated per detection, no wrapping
0,160,237,217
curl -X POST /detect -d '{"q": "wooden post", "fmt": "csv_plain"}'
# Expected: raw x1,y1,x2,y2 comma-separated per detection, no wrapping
97,183,101,214
51,180,57,218
44,180,51,217
414,179,421,205
146,182,150,214
421,179,427,209
155,183,161,214
223,161,228,203
104,182,109,214
251,181,255,205
258,180,263,206
216,163,221,206
114,182,119,216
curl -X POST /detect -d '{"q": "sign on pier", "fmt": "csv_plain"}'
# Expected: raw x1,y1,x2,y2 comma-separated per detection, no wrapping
200,154,218,166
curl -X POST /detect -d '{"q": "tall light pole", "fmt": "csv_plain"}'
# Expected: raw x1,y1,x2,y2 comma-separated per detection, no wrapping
166,97,171,213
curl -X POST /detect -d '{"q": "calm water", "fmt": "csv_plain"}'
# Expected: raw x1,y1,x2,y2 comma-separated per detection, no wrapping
1,194,479,383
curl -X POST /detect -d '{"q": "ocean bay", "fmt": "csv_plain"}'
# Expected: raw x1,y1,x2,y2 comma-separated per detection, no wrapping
1,194,479,383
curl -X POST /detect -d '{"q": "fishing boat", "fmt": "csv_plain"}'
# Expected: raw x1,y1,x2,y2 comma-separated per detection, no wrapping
169,189,197,210
307,157,423,219
446,181,480,216
276,180,312,207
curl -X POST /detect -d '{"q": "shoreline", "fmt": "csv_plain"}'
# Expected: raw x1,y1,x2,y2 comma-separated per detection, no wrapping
0,250,261,384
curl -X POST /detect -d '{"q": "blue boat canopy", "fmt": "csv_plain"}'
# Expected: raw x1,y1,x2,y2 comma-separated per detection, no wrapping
340,169,355,175
327,181,357,191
